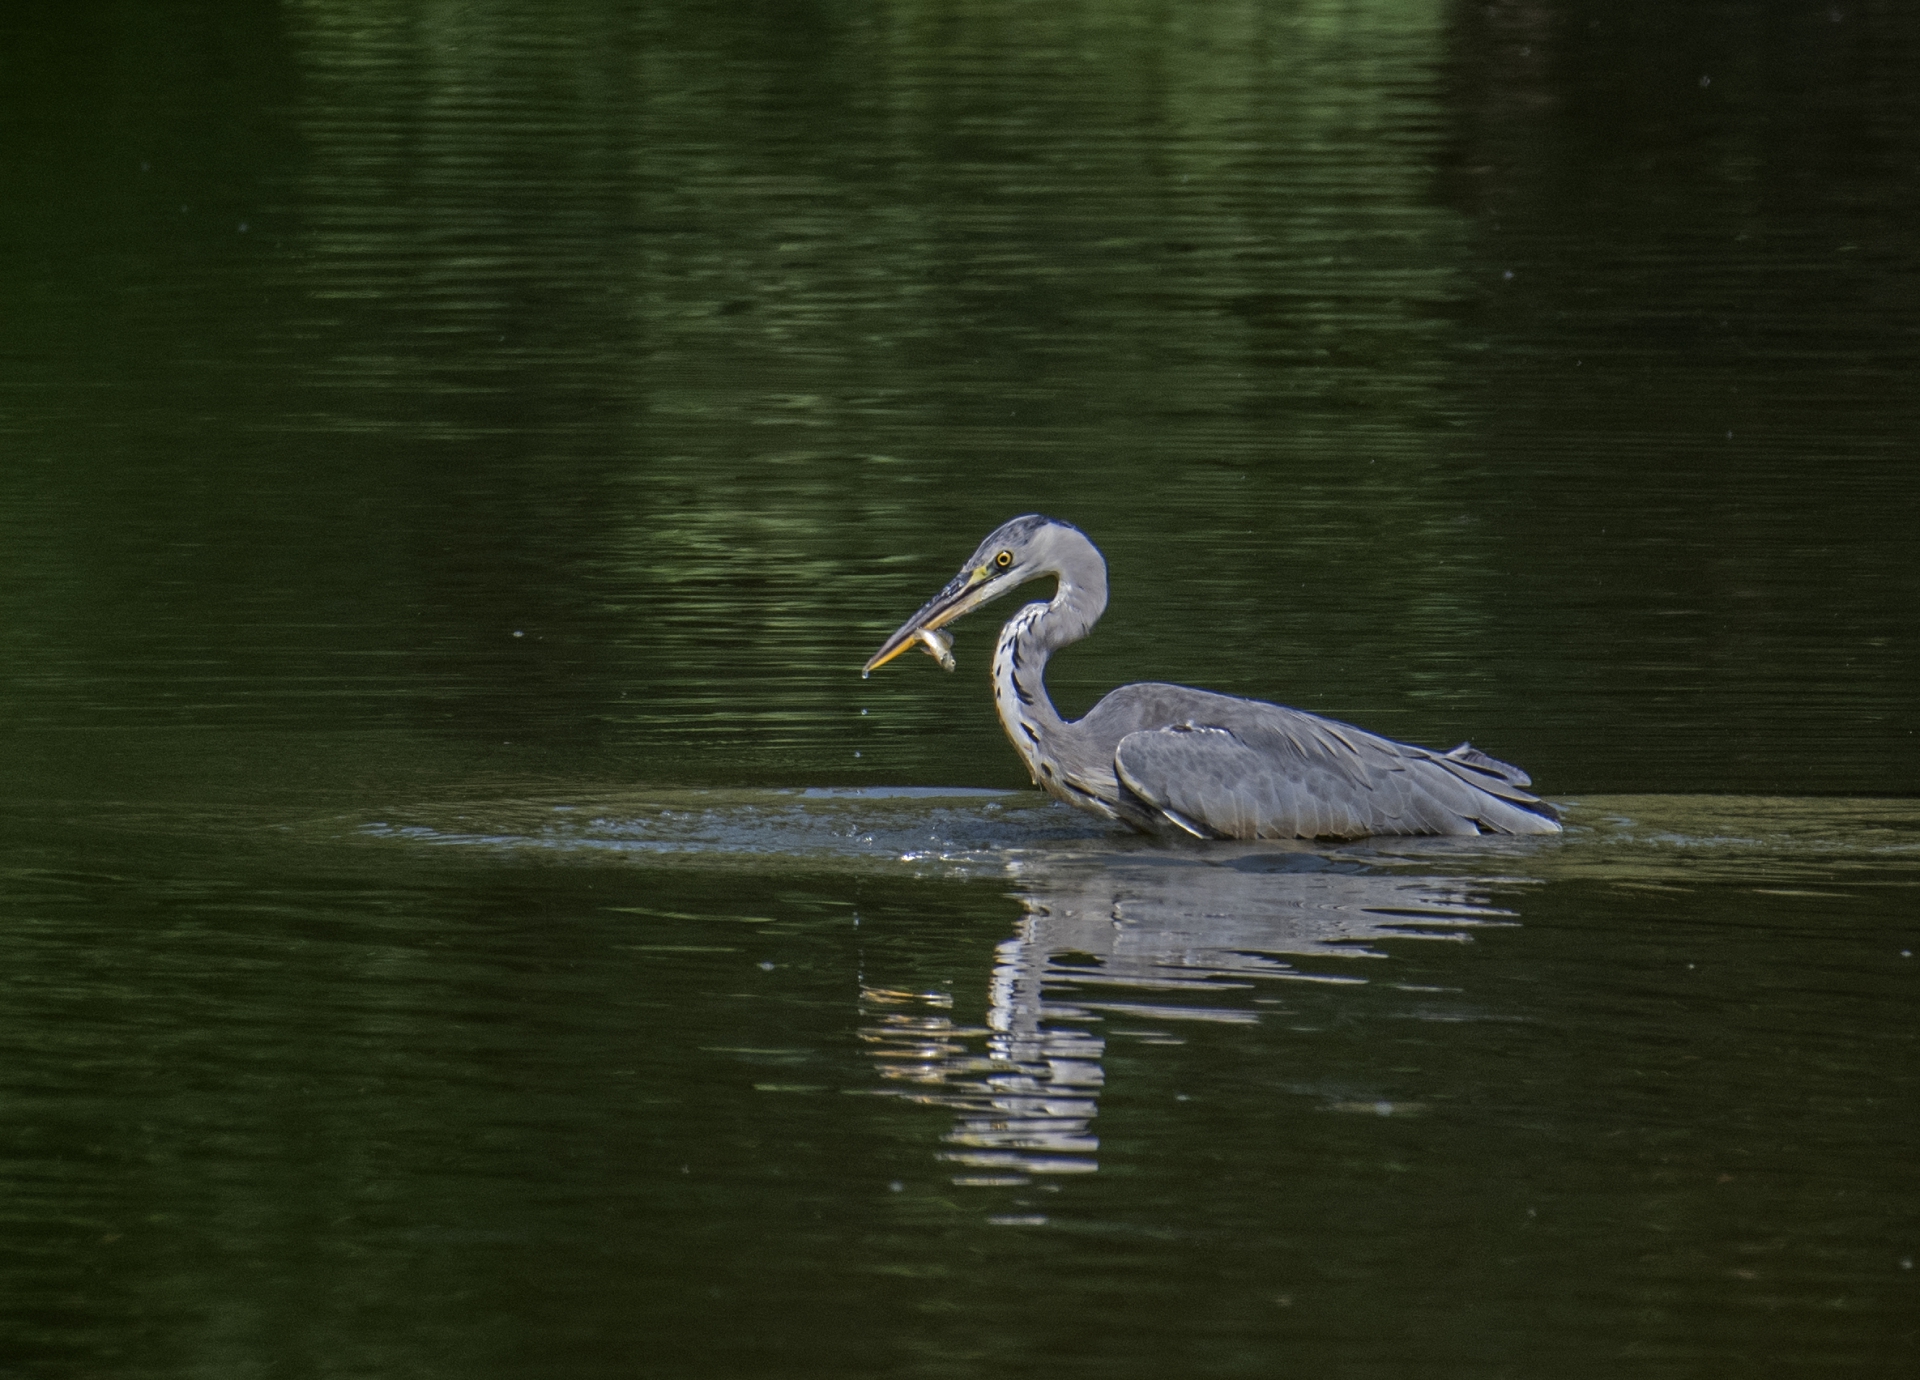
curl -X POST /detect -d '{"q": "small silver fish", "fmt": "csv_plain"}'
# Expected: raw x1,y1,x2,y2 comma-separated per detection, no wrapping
916,627,956,672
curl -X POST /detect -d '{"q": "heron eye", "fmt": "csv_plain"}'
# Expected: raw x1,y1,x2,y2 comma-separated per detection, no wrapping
996,550,1012,568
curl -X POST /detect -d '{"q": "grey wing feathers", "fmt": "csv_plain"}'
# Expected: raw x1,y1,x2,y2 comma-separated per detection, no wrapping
1113,713,1560,840
1442,742,1532,788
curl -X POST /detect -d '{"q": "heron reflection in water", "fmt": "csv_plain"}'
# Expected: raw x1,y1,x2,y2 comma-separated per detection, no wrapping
865,516,1559,840
861,853,1517,1176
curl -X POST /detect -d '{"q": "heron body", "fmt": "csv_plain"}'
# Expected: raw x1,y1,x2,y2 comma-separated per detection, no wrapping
864,516,1560,841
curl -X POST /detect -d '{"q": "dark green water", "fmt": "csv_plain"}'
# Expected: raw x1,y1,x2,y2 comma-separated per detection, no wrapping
3,1,1916,1375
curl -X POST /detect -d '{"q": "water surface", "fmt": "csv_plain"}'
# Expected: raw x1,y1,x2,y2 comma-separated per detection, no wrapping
2,1,1916,1375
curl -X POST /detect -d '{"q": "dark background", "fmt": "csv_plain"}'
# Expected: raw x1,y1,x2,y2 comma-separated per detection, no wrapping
3,0,1915,802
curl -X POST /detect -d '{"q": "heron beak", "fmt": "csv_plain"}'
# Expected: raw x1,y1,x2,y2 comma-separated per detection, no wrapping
862,568,1004,676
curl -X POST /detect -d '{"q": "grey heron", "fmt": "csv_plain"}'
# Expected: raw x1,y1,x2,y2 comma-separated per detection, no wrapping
863,515,1560,840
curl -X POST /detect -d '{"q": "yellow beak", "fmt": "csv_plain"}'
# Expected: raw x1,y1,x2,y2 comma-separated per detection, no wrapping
862,568,1000,676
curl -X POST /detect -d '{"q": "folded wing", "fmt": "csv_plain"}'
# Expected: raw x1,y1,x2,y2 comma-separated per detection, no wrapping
1112,710,1560,840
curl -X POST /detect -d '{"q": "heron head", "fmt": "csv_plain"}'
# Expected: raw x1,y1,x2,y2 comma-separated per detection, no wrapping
862,515,1080,676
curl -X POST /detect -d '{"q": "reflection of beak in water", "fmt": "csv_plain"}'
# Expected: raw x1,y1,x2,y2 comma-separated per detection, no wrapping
861,850,1518,1178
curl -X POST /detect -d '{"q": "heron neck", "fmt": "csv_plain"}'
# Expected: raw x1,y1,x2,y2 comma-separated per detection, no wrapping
991,544,1108,757
1037,533,1109,658
992,606,1065,746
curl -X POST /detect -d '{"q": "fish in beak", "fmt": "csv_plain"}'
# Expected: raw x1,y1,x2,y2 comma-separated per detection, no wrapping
862,564,1005,677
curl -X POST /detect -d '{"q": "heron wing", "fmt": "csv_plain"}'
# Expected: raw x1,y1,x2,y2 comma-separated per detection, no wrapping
1111,706,1559,840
